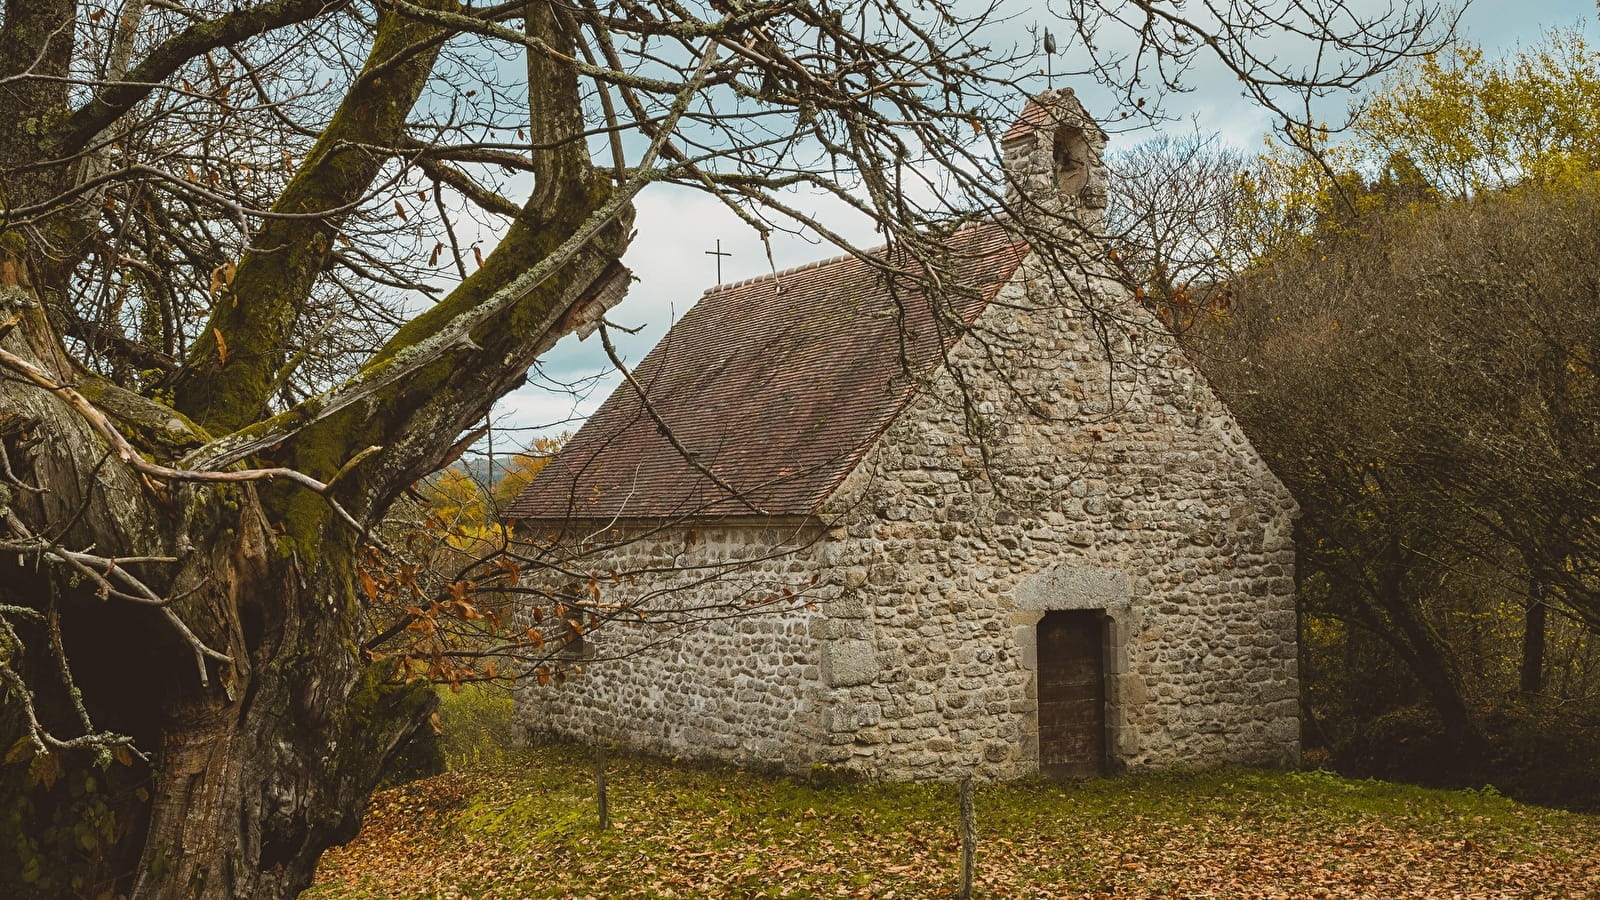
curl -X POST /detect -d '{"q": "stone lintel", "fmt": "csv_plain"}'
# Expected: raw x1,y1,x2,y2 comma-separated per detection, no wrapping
1015,563,1132,611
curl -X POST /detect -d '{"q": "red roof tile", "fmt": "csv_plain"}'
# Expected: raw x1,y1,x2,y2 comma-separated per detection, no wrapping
1002,99,1053,143
508,222,1028,521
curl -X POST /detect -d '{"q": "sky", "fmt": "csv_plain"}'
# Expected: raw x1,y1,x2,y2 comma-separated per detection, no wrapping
482,0,1598,453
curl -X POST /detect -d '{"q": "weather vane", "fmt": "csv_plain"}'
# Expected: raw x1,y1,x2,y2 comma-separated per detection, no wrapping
1043,28,1056,89
705,239,732,283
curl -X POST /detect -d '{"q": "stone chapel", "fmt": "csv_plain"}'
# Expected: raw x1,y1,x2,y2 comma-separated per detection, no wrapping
508,89,1301,780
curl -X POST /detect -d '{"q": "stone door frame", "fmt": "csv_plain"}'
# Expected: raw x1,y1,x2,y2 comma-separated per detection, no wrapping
1013,564,1134,771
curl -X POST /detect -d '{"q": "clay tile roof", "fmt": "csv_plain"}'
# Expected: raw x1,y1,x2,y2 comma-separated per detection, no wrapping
508,222,1028,521
1002,100,1052,143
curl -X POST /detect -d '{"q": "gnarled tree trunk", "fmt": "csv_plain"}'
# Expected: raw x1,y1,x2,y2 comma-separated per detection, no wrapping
0,2,633,895
0,194,631,900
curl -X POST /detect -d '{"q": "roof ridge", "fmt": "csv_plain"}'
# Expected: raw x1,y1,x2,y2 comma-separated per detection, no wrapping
701,222,1003,296
703,245,876,295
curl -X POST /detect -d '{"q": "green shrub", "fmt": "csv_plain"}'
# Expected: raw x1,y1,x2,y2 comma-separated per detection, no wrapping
377,683,516,787
379,719,445,788
1329,704,1472,788
1481,701,1600,812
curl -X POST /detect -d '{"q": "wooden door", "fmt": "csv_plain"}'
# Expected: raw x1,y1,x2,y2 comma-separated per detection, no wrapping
1037,610,1105,777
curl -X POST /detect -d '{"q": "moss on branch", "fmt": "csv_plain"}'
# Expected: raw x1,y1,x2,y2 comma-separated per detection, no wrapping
171,1,459,436
75,375,210,458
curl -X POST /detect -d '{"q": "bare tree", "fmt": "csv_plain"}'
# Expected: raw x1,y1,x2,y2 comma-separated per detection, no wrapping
1105,131,1248,332
0,1,1451,897
1047,1,1459,130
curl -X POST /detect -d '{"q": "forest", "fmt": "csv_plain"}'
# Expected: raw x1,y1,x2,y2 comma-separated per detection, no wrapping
1109,30,1600,809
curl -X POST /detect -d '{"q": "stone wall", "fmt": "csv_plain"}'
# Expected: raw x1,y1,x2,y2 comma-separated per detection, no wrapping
513,522,834,771
514,259,1301,779
802,255,1301,780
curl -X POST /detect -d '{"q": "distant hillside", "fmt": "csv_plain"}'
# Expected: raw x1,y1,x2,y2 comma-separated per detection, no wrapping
454,453,509,490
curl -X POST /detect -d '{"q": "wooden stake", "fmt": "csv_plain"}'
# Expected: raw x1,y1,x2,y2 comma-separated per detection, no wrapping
958,775,976,898
594,746,610,830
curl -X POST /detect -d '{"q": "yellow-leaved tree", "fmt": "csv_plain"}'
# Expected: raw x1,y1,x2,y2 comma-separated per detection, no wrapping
1356,28,1600,198
490,436,565,513
1227,28,1600,268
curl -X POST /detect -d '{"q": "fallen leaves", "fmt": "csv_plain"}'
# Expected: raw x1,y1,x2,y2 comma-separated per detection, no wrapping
308,749,1600,900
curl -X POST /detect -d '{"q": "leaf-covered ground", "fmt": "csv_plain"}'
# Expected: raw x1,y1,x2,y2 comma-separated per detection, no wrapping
308,745,1599,899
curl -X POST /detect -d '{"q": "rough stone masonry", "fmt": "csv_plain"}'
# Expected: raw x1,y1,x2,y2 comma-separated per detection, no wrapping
512,88,1300,780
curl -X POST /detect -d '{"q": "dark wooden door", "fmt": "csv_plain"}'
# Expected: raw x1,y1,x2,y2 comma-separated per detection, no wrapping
1037,610,1105,777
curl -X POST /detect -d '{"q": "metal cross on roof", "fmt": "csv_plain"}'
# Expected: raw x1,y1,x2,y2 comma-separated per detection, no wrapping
705,239,732,283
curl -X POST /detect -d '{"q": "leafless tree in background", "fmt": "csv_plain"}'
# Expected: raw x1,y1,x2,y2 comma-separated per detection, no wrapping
1105,131,1249,332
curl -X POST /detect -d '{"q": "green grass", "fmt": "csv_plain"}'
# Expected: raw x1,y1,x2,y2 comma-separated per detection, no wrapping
310,745,1600,899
